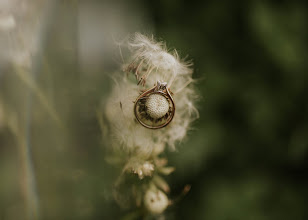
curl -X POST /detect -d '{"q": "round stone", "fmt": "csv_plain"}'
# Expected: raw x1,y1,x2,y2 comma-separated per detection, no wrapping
145,94,169,119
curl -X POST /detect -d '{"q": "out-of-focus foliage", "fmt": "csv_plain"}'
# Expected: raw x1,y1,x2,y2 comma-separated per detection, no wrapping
144,0,308,219
0,0,307,219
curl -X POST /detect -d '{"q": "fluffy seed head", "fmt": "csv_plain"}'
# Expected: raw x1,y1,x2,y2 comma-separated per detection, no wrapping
104,33,199,153
103,32,199,172
145,94,169,119
103,33,199,213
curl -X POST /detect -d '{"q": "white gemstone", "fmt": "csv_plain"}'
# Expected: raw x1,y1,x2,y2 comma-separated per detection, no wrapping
145,94,169,119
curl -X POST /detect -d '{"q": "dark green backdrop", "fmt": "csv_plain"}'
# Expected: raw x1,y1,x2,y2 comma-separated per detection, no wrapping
142,0,308,219
0,0,307,219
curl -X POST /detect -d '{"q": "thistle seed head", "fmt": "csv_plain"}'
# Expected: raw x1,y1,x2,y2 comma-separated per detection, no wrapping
102,33,199,214
104,33,199,152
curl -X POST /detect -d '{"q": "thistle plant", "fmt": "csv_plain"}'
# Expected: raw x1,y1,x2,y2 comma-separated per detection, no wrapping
100,33,199,217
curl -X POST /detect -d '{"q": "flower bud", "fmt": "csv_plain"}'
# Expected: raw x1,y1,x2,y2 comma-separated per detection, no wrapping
144,189,169,214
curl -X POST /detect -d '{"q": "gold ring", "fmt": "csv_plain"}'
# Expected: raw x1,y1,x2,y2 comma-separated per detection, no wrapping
134,81,175,129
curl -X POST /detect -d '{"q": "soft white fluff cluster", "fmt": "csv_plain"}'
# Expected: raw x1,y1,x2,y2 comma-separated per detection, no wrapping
126,33,193,88
103,33,198,214
105,33,198,152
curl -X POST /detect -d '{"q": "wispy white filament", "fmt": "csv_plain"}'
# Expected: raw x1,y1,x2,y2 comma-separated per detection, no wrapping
104,33,199,154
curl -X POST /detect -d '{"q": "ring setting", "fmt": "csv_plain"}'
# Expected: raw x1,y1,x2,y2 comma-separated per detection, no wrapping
134,81,175,129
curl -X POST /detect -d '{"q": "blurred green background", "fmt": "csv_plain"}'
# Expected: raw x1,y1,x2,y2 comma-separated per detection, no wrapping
147,1,308,219
0,0,308,219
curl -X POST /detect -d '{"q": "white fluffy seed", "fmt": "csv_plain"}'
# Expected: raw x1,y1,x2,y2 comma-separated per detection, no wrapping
145,94,169,119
